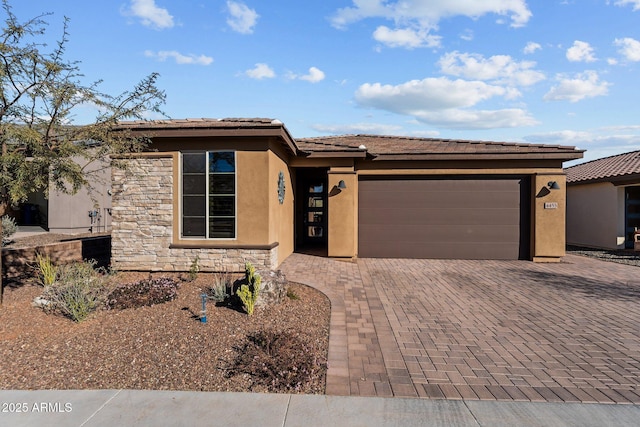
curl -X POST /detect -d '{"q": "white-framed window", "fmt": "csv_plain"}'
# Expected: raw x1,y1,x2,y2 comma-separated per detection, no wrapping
181,151,236,239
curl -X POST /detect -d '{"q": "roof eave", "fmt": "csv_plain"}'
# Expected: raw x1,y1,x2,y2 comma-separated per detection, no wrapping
568,172,640,186
300,150,368,158
369,152,585,161
116,124,299,156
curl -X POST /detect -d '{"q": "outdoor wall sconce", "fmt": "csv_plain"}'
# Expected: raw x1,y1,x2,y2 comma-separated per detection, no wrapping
547,181,560,190
338,180,347,190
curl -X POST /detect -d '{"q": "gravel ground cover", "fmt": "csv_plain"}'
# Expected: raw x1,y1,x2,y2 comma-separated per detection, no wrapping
567,245,640,267
0,234,330,394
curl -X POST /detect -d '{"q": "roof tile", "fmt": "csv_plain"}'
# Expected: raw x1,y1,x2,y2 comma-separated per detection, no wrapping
565,150,640,183
296,134,581,156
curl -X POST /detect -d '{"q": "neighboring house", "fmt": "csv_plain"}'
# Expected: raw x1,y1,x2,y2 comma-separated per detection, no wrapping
110,118,583,272
19,156,112,234
565,150,640,250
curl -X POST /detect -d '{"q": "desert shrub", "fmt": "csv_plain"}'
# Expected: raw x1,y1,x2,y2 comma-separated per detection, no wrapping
41,260,107,322
106,276,180,310
237,262,261,315
1,215,18,246
187,255,200,282
35,252,58,286
286,288,299,300
205,271,232,303
227,329,327,393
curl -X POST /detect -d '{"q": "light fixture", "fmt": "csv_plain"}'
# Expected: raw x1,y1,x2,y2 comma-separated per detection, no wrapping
547,181,560,190
338,180,347,190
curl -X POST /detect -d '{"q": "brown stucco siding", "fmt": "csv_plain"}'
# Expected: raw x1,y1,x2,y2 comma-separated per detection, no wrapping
267,145,294,265
532,174,567,261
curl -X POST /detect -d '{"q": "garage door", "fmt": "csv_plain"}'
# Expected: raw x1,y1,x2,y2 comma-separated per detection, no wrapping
358,177,529,259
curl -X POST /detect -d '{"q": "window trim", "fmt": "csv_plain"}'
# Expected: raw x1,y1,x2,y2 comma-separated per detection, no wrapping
180,150,237,240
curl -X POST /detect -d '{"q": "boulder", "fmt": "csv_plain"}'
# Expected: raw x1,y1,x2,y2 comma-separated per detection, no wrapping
255,269,287,307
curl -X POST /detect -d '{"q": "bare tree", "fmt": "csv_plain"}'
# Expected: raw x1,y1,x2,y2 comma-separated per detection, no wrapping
0,0,166,303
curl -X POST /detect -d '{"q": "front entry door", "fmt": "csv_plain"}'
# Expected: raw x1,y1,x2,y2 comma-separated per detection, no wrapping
303,180,327,246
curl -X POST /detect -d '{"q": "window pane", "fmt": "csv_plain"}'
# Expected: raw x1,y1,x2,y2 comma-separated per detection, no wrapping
308,212,323,223
183,217,206,237
308,226,323,237
183,153,206,173
209,152,235,173
183,195,205,216
210,174,235,194
209,218,235,238
183,175,206,194
210,196,235,216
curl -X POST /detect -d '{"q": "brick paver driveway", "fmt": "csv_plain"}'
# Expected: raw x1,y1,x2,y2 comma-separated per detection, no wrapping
279,254,640,404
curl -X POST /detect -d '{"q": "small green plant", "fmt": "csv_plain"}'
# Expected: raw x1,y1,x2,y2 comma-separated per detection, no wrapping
41,259,107,322
237,262,261,315
206,270,231,303
35,253,58,286
1,215,18,246
187,255,200,282
286,288,299,300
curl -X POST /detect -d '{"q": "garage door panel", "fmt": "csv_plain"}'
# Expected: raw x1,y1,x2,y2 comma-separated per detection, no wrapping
359,224,520,243
359,208,520,226
358,178,528,259
359,240,521,260
360,179,517,192
360,191,520,209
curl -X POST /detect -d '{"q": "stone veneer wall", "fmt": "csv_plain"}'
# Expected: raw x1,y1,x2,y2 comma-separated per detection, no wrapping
111,156,277,272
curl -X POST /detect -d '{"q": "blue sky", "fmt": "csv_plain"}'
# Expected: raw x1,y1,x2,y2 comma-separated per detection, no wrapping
8,1,640,165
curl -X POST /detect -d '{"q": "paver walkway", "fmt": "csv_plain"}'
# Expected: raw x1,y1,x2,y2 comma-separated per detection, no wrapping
279,254,640,404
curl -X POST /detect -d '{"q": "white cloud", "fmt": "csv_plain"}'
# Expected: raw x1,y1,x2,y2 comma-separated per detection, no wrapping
354,77,537,129
311,122,403,135
124,0,174,30
330,1,531,49
227,1,259,34
523,41,541,54
144,50,213,65
566,40,597,62
288,67,326,83
615,37,640,61
543,71,610,102
410,108,537,129
373,26,441,49
459,29,474,41
356,78,505,111
524,130,591,144
332,0,532,29
245,63,275,79
438,51,545,87
615,0,640,11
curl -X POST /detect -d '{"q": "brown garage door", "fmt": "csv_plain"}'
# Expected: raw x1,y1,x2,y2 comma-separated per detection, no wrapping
358,177,529,259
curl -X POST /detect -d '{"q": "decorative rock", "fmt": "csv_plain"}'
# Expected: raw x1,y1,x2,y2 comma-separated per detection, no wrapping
255,269,287,307
32,296,51,308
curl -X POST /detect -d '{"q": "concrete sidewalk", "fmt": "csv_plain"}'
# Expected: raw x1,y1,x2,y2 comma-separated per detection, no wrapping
1,390,639,427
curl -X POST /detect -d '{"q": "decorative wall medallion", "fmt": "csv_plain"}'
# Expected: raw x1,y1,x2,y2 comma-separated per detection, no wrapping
278,171,286,204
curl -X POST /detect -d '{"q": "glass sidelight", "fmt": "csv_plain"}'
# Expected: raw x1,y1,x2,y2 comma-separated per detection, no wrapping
304,182,326,242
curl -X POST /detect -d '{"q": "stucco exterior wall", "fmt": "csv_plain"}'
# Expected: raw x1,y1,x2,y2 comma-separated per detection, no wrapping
111,154,277,272
532,174,566,261
327,167,357,258
267,145,294,265
566,182,620,249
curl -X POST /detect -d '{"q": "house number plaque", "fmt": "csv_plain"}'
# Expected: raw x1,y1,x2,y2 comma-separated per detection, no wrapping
544,202,558,209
